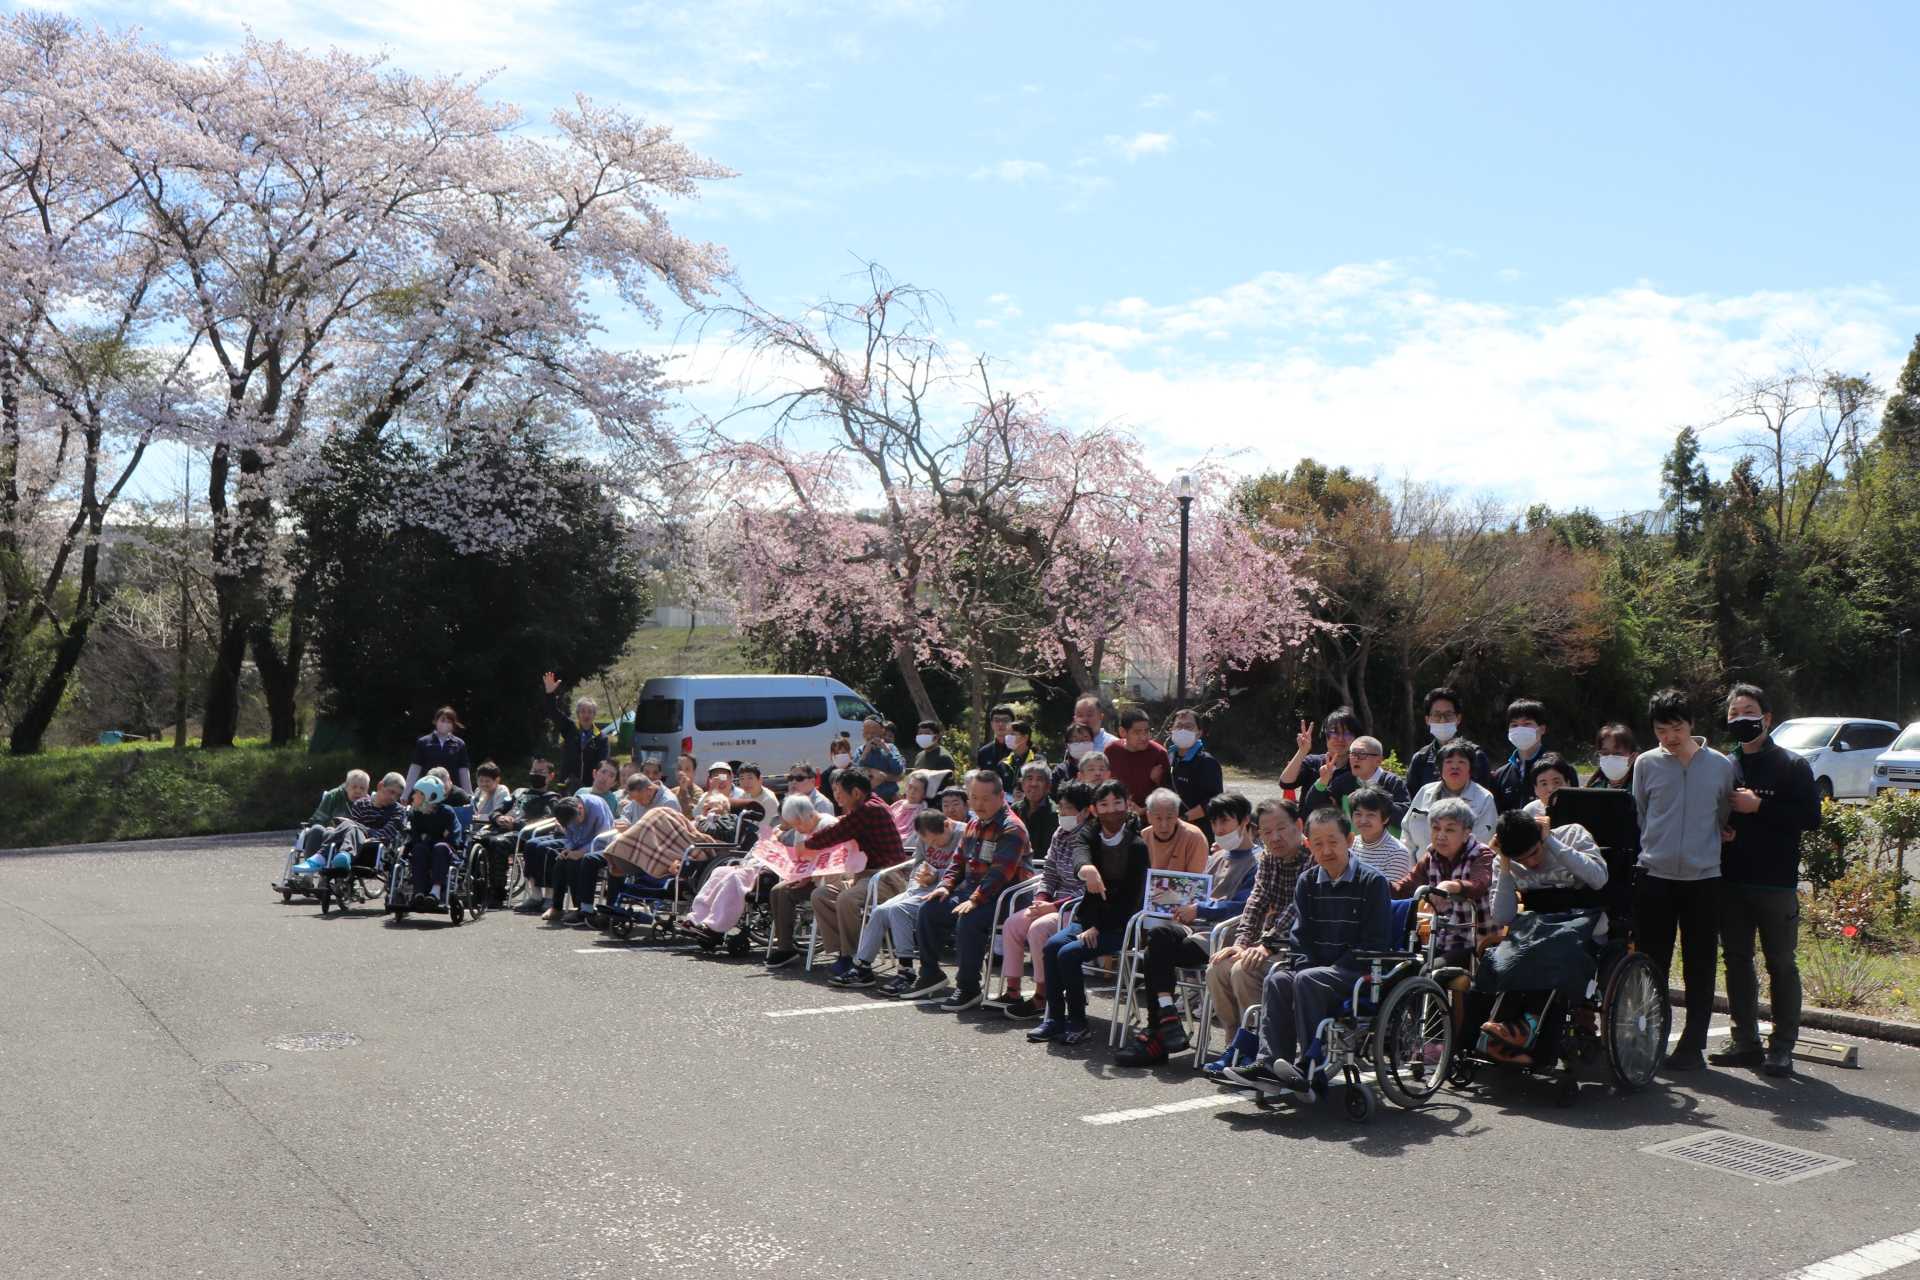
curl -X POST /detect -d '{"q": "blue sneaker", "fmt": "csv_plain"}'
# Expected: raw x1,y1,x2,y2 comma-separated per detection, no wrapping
1203,1028,1261,1078
1026,1018,1066,1043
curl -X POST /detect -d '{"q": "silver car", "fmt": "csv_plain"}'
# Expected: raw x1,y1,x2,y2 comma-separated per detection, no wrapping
1770,717,1902,801
1871,722,1920,798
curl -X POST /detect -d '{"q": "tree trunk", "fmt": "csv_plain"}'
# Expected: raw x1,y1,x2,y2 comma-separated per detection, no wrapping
7,529,103,755
967,664,987,755
201,609,247,748
1352,632,1375,732
890,633,937,725
250,621,299,746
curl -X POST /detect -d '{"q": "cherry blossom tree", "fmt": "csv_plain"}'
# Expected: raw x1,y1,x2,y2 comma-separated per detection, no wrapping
34,25,732,745
702,267,1318,732
0,16,200,753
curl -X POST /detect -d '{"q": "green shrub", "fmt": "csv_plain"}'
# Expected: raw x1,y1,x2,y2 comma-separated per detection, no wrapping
0,742,359,849
1801,937,1898,1011
1801,797,1868,892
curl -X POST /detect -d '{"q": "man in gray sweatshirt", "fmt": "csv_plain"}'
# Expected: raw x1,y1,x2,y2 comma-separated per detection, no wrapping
1631,688,1736,1071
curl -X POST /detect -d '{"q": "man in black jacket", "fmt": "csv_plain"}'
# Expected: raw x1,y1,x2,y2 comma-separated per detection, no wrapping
1711,683,1821,1077
1404,686,1495,796
541,671,609,789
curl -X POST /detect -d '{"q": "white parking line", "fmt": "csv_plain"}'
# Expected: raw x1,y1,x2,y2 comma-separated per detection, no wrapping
763,999,939,1018
1082,1095,1240,1125
1779,1227,1920,1279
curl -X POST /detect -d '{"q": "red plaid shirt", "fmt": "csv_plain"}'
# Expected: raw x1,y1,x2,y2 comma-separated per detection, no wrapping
802,793,908,870
940,803,1032,906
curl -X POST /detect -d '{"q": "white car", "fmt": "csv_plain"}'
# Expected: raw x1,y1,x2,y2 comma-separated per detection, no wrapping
1769,717,1902,801
1871,722,1920,798
626,673,884,784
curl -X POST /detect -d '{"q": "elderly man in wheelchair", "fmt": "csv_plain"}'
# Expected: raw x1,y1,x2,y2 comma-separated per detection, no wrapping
1222,808,1458,1121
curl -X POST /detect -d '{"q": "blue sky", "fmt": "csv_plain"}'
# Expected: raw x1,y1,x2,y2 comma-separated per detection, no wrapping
57,0,1920,512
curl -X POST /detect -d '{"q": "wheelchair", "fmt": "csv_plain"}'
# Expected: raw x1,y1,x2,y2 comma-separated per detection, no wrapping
590,815,760,945
1232,888,1458,1123
383,806,486,926
1444,831,1667,1103
302,822,398,915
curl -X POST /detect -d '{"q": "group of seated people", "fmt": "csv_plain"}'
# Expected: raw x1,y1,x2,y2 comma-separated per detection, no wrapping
299,681,1773,1088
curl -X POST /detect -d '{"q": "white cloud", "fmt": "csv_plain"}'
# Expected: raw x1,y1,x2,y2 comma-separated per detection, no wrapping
1108,130,1174,160
1004,264,1911,514
971,159,1050,183
1138,92,1171,109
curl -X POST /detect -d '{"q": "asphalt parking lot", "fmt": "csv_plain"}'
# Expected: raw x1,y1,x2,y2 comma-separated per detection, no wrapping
4,834,1919,1280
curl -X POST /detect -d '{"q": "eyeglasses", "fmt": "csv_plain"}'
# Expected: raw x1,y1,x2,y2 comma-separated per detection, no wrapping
1349,749,1382,759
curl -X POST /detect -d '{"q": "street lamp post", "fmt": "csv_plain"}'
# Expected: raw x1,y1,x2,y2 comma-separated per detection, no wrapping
1176,473,1194,705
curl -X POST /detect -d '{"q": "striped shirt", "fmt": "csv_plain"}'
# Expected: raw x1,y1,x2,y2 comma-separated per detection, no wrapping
1352,832,1413,883
1037,825,1088,904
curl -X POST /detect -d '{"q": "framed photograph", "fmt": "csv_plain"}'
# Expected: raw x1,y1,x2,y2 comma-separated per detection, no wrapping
1142,869,1213,919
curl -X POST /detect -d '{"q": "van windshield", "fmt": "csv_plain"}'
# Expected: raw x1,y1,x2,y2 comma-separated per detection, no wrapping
1892,725,1920,752
634,698,683,734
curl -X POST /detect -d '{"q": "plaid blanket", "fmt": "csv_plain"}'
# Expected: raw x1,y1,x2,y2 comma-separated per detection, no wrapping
604,806,701,879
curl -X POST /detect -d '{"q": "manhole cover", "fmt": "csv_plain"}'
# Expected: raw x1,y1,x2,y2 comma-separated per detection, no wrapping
203,1060,271,1076
265,1031,361,1053
1640,1130,1853,1185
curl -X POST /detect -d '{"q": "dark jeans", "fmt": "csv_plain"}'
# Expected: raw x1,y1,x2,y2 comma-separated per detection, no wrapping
1141,921,1210,1002
540,852,595,910
522,835,564,888
1720,883,1801,1053
1258,963,1366,1065
915,890,994,993
1634,872,1721,1052
1042,921,1122,1023
408,841,454,896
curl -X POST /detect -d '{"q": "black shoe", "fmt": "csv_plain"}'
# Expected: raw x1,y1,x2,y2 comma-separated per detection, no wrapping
1223,1059,1306,1091
765,949,802,970
562,909,587,925
879,972,919,998
513,899,544,914
1663,1048,1707,1072
898,970,950,1000
1001,995,1044,1020
1761,1048,1796,1078
939,988,983,1013
832,962,876,989
1157,1016,1191,1056
1707,1045,1765,1068
1113,1033,1170,1068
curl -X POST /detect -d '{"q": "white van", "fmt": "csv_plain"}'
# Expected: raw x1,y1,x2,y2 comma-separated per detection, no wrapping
627,674,883,784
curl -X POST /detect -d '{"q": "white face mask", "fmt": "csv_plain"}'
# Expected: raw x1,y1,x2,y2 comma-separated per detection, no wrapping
1428,720,1459,742
1056,813,1080,832
1214,828,1241,851
1003,733,1019,751
1066,741,1092,759
1508,726,1540,752
1170,728,1198,751
1597,754,1631,782
831,753,852,768
915,733,936,749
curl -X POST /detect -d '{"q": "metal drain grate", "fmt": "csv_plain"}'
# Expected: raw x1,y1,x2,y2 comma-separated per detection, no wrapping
1640,1130,1853,1185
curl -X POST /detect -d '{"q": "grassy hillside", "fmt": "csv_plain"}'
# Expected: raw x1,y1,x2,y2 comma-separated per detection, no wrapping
0,741,357,850
593,625,771,702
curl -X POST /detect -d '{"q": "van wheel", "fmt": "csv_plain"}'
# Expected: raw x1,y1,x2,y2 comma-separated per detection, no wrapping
1817,777,1834,801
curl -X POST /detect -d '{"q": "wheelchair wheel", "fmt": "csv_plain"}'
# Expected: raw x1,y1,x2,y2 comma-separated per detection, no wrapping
1603,951,1668,1090
448,898,464,926
281,888,293,903
317,882,334,915
1371,975,1454,1109
1343,1079,1378,1123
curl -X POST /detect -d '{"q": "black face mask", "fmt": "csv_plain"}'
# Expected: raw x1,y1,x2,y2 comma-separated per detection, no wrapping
529,775,550,791
1727,717,1765,744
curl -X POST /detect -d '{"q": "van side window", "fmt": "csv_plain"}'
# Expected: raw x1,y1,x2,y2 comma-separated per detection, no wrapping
695,697,829,731
634,698,683,733
1846,724,1897,751
835,695,876,721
